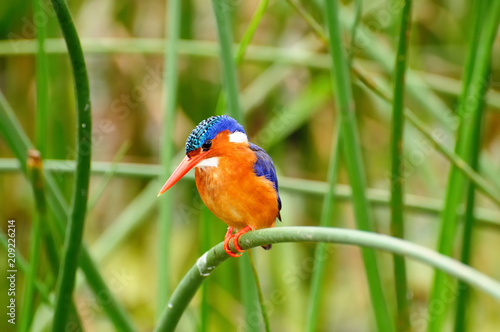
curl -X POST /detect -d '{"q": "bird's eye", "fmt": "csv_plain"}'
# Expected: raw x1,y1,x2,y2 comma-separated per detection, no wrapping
202,140,212,151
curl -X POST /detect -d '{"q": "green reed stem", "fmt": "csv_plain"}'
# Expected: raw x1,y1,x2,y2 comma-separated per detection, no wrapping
323,1,394,330
285,0,328,44
0,93,32,172
454,2,489,330
427,2,500,331
50,0,92,328
454,94,482,332
454,2,490,330
211,0,243,124
305,125,342,332
235,0,269,65
390,1,412,330
154,226,500,331
349,0,362,59
20,151,46,332
34,0,49,157
157,0,182,317
199,207,211,332
248,249,271,332
215,0,269,114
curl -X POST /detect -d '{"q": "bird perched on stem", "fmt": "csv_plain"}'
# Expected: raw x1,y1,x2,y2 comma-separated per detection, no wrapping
158,115,281,257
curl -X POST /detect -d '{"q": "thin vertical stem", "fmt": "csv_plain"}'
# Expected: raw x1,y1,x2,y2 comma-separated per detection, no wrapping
199,207,211,332
20,0,49,326
248,250,271,332
323,1,394,331
305,125,342,332
211,0,243,124
34,0,49,156
390,0,412,330
427,2,500,331
50,0,92,328
453,1,488,330
453,99,482,332
215,0,269,114
158,0,182,317
235,0,269,65
285,0,328,44
20,151,46,332
348,0,362,60
238,254,259,332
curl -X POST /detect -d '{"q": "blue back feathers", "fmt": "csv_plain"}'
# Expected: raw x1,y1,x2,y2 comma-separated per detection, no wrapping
250,143,282,215
185,115,245,154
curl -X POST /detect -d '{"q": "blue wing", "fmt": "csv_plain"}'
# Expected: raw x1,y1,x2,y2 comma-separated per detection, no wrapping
249,143,282,220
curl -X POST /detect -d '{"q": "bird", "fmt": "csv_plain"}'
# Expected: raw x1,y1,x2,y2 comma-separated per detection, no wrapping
158,115,281,257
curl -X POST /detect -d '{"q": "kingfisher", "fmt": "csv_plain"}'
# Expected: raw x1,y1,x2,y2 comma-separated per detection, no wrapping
158,115,282,257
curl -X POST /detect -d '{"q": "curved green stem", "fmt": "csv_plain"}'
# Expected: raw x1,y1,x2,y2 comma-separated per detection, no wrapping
154,226,500,331
49,0,92,329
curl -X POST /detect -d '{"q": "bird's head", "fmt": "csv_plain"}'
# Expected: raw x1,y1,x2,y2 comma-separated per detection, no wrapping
158,115,247,196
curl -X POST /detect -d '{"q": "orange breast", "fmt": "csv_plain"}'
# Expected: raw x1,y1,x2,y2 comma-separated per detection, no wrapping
194,135,279,231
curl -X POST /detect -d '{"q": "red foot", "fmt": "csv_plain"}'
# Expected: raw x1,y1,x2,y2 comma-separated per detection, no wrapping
232,226,252,254
223,227,242,257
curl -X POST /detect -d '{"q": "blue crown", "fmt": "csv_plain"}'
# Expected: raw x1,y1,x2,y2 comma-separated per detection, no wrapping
185,115,245,154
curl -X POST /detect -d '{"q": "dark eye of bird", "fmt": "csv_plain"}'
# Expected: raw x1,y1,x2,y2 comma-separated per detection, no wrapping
202,140,212,151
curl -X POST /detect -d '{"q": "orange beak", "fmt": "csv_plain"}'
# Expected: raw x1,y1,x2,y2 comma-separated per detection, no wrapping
157,151,209,196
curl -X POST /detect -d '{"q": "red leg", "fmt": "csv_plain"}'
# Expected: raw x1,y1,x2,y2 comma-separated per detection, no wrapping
223,227,243,257
232,226,252,253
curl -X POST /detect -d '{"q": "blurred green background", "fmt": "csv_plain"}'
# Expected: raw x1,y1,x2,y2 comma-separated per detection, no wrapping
1,0,500,331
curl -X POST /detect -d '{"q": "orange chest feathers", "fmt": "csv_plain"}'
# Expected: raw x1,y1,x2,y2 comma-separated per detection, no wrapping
194,145,279,231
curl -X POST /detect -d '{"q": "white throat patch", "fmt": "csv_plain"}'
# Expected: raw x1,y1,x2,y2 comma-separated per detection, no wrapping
229,131,248,144
195,157,219,168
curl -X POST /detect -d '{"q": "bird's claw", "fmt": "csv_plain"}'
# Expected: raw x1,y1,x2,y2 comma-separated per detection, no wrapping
223,227,243,257
232,237,245,253
223,226,252,257
224,235,243,257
